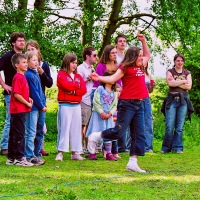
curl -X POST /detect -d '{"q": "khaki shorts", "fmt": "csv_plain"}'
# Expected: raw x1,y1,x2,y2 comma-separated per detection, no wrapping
81,102,92,125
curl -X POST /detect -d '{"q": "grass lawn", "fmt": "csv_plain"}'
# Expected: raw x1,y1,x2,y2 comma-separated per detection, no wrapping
0,94,200,199
0,142,200,199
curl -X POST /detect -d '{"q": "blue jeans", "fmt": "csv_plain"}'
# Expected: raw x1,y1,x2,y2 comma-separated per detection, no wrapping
161,98,187,152
144,98,154,152
101,99,145,156
1,95,11,150
25,110,46,159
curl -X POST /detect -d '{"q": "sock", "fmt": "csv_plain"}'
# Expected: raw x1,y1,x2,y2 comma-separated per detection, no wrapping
128,157,137,165
104,141,112,154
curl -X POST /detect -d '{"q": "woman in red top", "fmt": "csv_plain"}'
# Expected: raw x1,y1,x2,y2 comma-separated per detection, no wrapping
89,34,151,173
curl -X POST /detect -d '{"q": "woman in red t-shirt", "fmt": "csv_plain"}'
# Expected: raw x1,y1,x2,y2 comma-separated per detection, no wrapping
88,34,151,173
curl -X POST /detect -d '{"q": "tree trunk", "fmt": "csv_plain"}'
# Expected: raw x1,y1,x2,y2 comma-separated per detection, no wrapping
81,0,95,46
99,0,123,55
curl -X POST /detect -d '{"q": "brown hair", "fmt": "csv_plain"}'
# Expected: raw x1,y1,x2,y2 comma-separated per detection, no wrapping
10,32,26,48
61,53,77,73
25,40,42,62
11,53,27,69
115,33,127,44
82,46,95,61
99,45,116,64
174,54,185,62
121,46,141,71
25,51,38,63
100,71,116,91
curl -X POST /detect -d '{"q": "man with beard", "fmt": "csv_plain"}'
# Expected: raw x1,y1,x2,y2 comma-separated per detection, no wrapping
0,32,26,156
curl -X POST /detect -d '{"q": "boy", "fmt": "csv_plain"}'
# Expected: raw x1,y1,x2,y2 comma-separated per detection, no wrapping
6,53,34,167
25,51,47,165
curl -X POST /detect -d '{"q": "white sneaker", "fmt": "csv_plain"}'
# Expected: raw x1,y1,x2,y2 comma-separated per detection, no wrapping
88,132,102,143
126,163,146,173
14,157,34,167
55,152,63,161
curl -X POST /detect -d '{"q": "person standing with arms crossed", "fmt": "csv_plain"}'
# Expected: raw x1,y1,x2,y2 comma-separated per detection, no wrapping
0,32,26,156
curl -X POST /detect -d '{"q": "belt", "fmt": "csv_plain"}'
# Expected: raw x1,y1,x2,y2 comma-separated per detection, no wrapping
174,96,180,99
133,99,143,102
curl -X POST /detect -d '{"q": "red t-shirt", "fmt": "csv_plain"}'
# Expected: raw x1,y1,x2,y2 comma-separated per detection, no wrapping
10,73,31,114
119,65,149,100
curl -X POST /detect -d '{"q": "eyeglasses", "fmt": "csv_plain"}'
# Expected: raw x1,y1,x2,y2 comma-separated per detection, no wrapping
16,40,25,43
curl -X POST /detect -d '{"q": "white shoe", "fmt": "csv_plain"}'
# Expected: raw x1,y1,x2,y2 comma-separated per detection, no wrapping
14,157,34,167
126,163,146,173
88,132,102,143
55,152,63,161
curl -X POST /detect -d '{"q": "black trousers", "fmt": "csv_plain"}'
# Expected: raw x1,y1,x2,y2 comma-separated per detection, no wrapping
8,113,27,160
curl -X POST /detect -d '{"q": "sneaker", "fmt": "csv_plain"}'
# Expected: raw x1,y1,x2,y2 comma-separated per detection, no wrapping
6,158,14,165
146,149,153,153
106,153,117,161
27,157,38,165
160,150,165,154
126,163,146,173
71,154,85,160
89,153,97,160
55,152,63,161
40,149,49,156
14,157,34,167
37,157,45,165
176,150,183,154
88,132,102,143
1,149,8,156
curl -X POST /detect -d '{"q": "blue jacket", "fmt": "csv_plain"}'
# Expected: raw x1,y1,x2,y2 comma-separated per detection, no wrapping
25,68,46,111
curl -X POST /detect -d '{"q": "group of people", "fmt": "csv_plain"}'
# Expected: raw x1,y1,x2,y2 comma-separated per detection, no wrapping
0,32,53,166
0,32,193,172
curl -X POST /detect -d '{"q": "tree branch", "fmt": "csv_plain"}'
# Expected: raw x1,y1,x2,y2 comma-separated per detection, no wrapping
49,13,82,24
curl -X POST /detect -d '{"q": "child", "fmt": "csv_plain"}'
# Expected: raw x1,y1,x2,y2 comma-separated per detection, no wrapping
86,72,119,160
6,53,33,167
25,52,47,165
55,53,87,161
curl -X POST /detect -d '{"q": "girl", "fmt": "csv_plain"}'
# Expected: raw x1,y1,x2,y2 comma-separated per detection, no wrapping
89,34,151,173
86,72,119,161
55,53,87,161
25,40,53,156
91,45,122,106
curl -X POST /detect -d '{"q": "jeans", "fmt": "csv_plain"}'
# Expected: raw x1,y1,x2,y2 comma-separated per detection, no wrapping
102,99,145,156
1,95,11,150
25,110,46,159
8,113,27,160
161,98,187,152
144,98,154,152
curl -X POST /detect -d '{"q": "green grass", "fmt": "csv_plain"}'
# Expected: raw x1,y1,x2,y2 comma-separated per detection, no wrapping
0,88,200,199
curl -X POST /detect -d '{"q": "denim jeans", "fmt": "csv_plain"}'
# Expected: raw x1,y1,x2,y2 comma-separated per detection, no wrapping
161,98,187,152
144,98,154,152
1,95,11,150
25,110,46,159
102,99,145,156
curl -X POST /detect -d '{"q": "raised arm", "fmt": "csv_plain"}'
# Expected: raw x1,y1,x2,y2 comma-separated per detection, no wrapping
137,34,151,67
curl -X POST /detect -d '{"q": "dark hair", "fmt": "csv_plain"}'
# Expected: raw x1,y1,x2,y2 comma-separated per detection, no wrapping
11,53,27,69
174,54,185,62
25,40,42,62
101,71,116,91
99,45,116,64
82,46,95,61
121,46,141,71
9,32,26,48
115,33,127,44
61,53,77,73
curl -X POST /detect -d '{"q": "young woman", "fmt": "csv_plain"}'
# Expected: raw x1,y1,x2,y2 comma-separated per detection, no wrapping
161,54,193,154
88,34,151,173
55,53,86,161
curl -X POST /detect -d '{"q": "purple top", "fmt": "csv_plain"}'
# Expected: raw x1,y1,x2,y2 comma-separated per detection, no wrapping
93,63,122,88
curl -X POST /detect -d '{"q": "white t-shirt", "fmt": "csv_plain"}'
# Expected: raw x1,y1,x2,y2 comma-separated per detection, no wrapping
77,62,94,106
